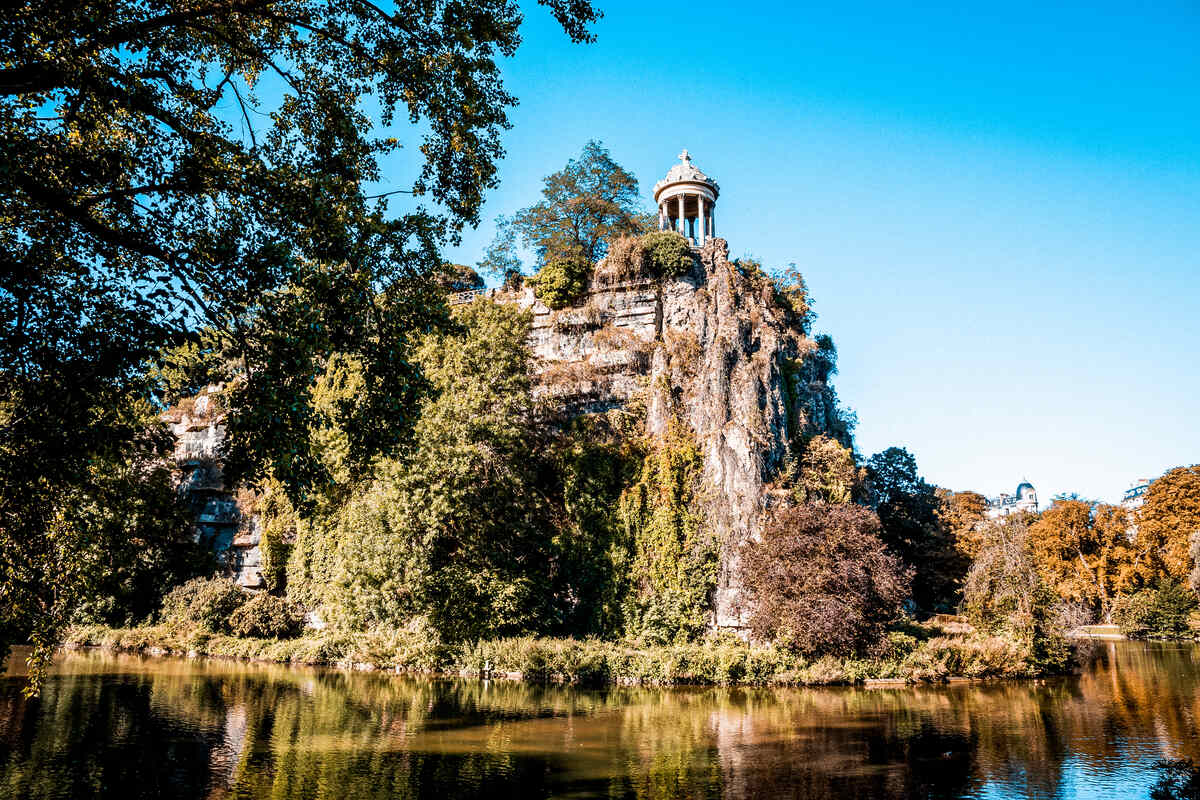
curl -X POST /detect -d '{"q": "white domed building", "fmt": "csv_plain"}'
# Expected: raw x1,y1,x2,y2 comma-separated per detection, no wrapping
653,149,719,247
986,481,1039,518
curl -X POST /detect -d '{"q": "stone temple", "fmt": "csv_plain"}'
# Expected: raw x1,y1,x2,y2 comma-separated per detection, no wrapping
655,149,719,246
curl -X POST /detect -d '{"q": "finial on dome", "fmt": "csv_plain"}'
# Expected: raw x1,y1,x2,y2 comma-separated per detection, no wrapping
678,148,691,163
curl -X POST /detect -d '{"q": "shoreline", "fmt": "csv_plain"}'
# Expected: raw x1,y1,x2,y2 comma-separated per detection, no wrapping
59,624,1079,689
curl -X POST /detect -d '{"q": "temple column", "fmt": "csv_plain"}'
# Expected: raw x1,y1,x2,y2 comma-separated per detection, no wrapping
697,196,706,244
677,194,686,236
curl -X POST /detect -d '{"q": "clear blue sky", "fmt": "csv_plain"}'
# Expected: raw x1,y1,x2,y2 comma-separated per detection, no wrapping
433,0,1200,505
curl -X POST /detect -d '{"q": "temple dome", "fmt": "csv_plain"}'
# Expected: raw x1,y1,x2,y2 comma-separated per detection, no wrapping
653,149,719,202
653,150,719,246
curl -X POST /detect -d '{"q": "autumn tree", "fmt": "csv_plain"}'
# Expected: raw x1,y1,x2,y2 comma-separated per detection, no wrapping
794,435,862,505
1138,466,1200,586
0,0,600,688
1029,500,1143,621
740,503,910,657
935,488,989,560
964,516,1069,670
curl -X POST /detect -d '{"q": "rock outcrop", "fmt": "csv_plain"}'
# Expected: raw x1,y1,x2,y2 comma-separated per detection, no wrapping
170,238,847,627
500,238,847,628
162,387,264,590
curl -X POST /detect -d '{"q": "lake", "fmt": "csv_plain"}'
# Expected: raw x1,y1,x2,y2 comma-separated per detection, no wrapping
0,641,1197,799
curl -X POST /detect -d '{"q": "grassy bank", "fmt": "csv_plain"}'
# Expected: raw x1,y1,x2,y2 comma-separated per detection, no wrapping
63,621,1067,687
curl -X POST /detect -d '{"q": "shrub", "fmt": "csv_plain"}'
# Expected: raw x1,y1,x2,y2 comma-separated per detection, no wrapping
533,256,589,309
227,593,304,639
1112,581,1198,640
740,503,911,657
640,231,693,278
159,577,247,633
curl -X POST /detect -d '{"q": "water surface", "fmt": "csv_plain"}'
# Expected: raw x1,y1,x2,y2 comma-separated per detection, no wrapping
1,641,1197,799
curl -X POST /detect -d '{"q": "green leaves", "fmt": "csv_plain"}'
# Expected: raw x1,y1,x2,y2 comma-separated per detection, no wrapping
0,0,600,688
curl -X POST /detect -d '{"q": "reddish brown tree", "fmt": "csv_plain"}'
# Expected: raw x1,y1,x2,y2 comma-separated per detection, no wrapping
740,503,911,657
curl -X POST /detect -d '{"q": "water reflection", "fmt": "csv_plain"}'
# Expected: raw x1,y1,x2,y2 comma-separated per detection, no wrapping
0,642,1197,799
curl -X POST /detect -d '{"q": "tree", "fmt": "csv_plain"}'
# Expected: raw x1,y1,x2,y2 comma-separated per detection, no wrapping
935,488,988,560
0,0,599,687
503,140,648,269
740,503,910,657
865,447,967,612
1138,466,1200,586
618,424,716,644
297,300,559,642
794,435,861,505
1029,500,1143,620
963,516,1069,670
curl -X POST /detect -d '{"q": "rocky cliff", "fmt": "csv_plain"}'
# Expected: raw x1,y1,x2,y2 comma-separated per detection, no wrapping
171,237,847,628
491,237,848,628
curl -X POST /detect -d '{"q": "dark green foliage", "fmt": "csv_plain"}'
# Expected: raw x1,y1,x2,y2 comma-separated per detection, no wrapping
0,389,211,692
0,0,599,689
619,425,717,644
533,256,591,309
866,447,968,612
740,503,910,657
1112,581,1198,640
296,300,557,642
228,594,304,640
640,231,695,278
437,264,486,293
548,414,644,637
160,577,248,634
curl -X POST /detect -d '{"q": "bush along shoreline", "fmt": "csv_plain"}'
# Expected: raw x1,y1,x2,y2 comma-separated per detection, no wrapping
63,619,1076,688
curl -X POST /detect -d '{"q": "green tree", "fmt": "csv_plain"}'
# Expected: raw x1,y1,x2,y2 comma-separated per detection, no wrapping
548,413,643,637
618,424,716,644
865,447,967,612
505,140,648,268
302,300,558,642
0,0,599,686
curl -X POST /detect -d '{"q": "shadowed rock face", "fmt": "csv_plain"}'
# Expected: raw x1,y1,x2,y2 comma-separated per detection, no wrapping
521,238,846,629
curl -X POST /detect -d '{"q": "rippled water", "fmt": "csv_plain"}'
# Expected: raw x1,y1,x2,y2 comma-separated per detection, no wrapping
1,641,1198,799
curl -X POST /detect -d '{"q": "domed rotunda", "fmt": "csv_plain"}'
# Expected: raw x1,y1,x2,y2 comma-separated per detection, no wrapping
654,149,719,247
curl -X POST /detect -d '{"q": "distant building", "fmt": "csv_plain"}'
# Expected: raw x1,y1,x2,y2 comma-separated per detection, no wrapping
1122,478,1153,510
986,481,1039,519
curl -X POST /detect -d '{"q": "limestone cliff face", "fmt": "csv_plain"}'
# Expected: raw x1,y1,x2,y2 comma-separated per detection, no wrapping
512,238,846,628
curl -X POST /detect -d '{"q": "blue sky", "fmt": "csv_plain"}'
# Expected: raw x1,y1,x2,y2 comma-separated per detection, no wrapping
431,0,1200,504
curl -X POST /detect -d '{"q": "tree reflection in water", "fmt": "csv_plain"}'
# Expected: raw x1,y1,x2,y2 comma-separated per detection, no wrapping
0,641,1197,799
